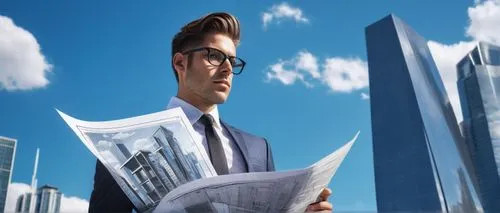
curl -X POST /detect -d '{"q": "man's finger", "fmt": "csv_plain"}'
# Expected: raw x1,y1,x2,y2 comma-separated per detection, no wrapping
307,201,333,211
319,188,332,201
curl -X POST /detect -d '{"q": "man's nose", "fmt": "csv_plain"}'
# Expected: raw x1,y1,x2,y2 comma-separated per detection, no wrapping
219,59,233,75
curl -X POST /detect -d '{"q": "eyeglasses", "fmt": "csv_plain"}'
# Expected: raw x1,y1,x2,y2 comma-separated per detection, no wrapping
182,47,246,75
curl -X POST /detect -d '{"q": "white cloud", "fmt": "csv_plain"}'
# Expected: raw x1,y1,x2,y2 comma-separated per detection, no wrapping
0,15,53,91
97,140,113,149
296,51,320,79
4,182,89,213
262,13,273,27
485,109,500,172
60,194,89,213
132,138,155,154
466,0,500,44
112,131,136,140
488,110,500,138
262,2,309,29
496,145,500,174
100,149,120,166
265,51,317,88
5,182,31,212
265,51,369,93
322,57,368,93
265,61,305,85
96,140,113,149
361,92,370,100
428,41,476,122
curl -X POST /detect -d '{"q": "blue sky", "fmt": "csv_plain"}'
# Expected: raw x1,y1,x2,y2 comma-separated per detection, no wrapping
1,0,500,212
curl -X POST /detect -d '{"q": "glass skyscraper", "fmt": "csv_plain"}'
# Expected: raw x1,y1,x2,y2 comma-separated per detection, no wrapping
35,185,62,213
0,136,17,213
16,185,62,213
457,42,500,213
366,14,483,212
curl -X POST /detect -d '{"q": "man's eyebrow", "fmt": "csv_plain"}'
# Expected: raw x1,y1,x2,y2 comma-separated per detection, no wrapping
223,51,236,58
226,51,237,57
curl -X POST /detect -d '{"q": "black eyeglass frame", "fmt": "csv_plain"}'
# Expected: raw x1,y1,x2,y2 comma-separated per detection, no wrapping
182,47,246,75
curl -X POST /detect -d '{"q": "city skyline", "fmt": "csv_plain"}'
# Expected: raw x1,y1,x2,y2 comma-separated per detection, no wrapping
1,145,85,213
1,1,500,212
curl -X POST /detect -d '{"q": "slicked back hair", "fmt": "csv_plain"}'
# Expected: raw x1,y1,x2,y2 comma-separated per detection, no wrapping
171,12,241,82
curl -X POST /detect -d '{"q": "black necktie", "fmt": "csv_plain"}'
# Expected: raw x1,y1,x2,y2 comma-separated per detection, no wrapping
198,114,229,175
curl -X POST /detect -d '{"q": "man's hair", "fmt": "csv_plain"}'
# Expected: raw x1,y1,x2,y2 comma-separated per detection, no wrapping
171,12,241,82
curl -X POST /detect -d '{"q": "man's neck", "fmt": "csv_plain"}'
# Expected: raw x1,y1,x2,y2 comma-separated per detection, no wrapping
176,93,215,114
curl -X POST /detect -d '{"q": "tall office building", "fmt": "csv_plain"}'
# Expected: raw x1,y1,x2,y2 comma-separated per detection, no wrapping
0,136,17,213
15,149,63,213
15,193,32,213
457,42,500,213
16,185,62,213
154,127,202,181
35,185,62,213
366,14,483,212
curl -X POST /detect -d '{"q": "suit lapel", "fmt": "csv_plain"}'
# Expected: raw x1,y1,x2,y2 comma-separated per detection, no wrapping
220,120,250,172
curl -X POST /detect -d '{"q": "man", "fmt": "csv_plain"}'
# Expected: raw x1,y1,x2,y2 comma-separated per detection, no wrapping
89,12,333,212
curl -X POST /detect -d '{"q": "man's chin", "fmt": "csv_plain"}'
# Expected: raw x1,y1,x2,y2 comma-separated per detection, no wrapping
210,92,229,104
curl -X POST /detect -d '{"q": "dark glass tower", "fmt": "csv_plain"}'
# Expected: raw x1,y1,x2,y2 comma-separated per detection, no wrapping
0,136,16,213
457,42,500,213
366,14,483,212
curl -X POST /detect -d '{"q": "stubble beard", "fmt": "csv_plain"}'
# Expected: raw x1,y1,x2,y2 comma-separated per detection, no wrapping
187,66,230,106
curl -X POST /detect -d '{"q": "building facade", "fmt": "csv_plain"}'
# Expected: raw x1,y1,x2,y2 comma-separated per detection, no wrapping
36,185,62,213
15,193,32,213
0,136,17,213
16,185,62,213
457,42,500,213
366,14,483,212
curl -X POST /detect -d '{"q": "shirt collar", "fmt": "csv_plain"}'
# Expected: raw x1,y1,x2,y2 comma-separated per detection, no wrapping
166,96,222,129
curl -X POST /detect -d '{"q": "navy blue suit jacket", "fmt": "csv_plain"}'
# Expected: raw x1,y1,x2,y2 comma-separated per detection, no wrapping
88,121,275,213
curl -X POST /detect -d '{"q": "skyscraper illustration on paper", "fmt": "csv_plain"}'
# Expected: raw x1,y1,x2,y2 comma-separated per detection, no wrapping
457,42,500,213
108,126,203,207
152,126,202,181
366,14,483,212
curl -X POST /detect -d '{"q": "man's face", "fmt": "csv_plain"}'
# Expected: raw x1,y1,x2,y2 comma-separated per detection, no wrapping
179,33,236,105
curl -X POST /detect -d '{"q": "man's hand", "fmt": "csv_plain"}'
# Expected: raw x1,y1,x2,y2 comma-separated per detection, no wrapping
305,188,333,212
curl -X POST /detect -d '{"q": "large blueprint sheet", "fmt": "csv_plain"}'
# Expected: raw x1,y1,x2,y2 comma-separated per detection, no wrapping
58,107,358,213
153,132,358,213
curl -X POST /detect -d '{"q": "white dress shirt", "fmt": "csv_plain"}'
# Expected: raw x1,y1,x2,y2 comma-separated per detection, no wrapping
166,96,246,173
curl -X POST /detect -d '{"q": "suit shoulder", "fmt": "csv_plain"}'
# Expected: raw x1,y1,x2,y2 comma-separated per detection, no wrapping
223,122,269,144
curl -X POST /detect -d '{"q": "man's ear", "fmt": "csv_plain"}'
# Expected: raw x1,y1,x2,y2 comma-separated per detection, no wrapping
173,52,186,77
